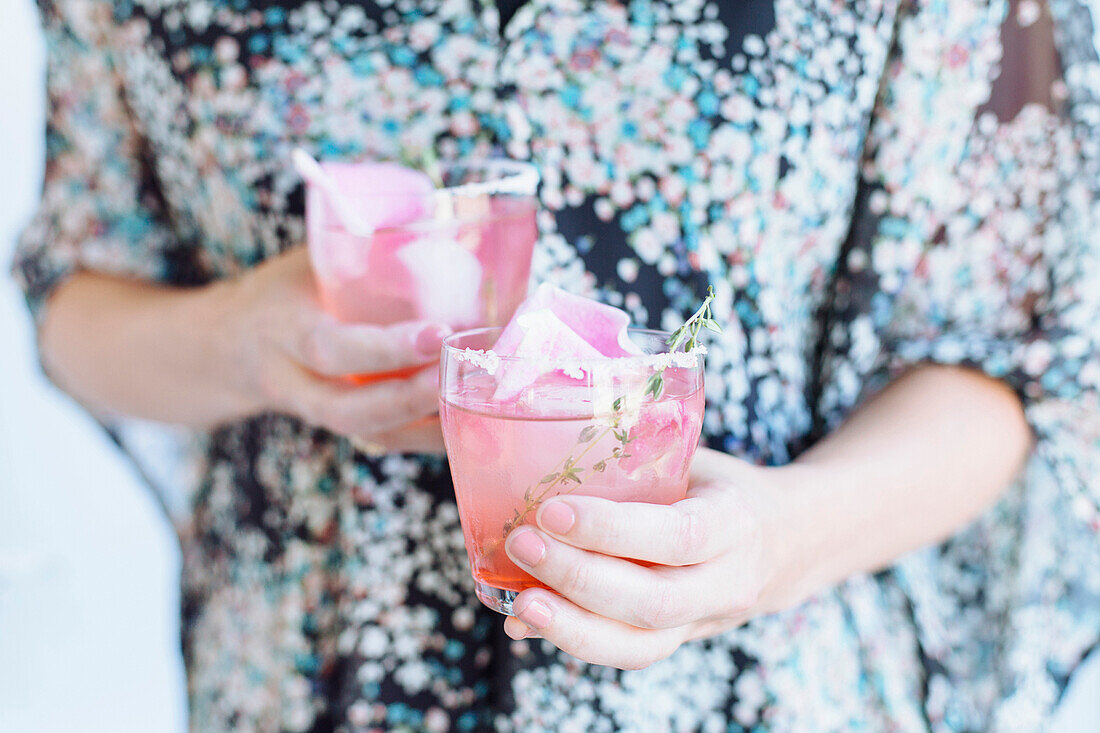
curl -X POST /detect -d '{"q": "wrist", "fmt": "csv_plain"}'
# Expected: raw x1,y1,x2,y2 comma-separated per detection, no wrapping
183,276,267,422
742,461,833,614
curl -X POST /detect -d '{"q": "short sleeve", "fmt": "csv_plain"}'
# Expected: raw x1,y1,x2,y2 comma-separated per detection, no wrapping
823,0,1100,727
854,0,1100,479
11,0,178,325
867,105,1100,410
831,0,1100,453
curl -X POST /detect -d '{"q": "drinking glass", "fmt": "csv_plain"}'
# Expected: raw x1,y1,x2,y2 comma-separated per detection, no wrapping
306,160,539,383
439,327,706,615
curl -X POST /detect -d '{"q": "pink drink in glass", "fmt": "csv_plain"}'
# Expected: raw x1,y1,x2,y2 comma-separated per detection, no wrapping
439,328,705,614
306,160,539,384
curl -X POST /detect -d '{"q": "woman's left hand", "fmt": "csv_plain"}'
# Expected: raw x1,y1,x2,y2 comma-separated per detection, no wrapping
501,447,801,669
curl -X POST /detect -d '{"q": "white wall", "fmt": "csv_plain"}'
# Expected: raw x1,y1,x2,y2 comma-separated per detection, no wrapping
0,2,186,731
0,1,1096,731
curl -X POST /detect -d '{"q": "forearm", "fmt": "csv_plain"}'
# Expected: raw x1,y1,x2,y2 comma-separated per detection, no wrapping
764,365,1031,610
39,272,250,427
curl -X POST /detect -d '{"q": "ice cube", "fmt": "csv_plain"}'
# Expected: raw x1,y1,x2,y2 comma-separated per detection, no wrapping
397,236,484,327
493,308,605,402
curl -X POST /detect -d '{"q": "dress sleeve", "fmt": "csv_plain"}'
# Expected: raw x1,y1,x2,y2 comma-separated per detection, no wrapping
826,1,1100,727
11,0,179,325
834,0,1100,491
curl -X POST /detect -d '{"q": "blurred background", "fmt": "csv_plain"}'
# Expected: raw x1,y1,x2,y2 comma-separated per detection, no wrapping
0,1,186,731
0,1,1097,731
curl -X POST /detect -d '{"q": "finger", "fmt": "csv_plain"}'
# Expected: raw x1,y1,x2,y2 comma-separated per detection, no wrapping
505,589,688,670
503,616,541,640
505,527,717,630
275,361,440,437
533,489,748,566
323,366,440,437
370,416,446,455
290,319,452,377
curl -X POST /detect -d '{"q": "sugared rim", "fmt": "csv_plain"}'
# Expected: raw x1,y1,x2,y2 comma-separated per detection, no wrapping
319,158,539,198
442,326,707,374
312,159,540,236
438,159,540,198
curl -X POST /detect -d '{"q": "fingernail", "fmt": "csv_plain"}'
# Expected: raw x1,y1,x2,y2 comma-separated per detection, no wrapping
413,324,451,359
538,500,575,535
507,528,546,567
514,598,552,630
506,620,541,640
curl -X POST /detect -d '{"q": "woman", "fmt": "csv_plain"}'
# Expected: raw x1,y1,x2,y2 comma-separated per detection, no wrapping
14,0,1100,730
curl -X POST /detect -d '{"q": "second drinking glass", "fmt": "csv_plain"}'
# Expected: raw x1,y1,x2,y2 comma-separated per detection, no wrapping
305,159,539,383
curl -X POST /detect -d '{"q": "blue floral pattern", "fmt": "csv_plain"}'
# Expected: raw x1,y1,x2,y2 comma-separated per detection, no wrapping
12,0,1100,731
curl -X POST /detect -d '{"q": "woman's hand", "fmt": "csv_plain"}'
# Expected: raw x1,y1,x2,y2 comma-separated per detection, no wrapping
497,366,1031,669
215,246,448,453
41,246,448,452
499,447,799,669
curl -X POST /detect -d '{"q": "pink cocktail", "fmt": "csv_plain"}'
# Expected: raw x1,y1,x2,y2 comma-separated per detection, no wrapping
439,328,705,615
306,160,539,383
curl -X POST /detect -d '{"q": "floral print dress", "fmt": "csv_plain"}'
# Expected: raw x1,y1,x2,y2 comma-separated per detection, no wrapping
13,0,1100,730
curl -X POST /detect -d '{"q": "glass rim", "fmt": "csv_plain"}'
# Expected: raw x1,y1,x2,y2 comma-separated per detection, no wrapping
312,201,534,236
441,326,706,371
437,158,541,198
315,158,540,199
309,158,539,236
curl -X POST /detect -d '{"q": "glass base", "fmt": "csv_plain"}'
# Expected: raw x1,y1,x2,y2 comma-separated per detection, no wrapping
475,581,519,616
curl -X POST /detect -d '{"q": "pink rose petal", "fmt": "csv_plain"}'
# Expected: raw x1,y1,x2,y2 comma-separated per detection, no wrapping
320,161,435,230
619,399,701,480
494,283,643,359
493,309,605,401
490,284,644,402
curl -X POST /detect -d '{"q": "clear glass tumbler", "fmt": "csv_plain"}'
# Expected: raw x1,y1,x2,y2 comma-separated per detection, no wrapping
439,327,706,615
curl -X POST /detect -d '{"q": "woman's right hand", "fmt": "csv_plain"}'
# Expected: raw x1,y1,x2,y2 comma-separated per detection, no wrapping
214,246,448,453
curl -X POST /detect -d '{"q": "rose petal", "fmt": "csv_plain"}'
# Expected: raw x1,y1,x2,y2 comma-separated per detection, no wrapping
619,399,699,479
321,161,435,230
494,283,643,358
488,284,645,403
493,309,605,401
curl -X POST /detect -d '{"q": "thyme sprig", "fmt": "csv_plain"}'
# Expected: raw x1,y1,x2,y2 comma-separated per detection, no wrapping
400,147,446,189
500,288,722,539
643,286,720,400
502,399,634,535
